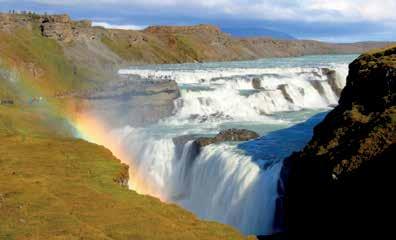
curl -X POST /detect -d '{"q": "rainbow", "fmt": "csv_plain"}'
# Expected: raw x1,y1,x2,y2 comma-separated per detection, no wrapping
1,62,165,200
70,111,167,201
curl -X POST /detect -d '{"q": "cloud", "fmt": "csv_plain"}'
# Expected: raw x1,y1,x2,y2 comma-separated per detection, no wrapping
1,0,395,42
92,22,146,30
26,0,396,22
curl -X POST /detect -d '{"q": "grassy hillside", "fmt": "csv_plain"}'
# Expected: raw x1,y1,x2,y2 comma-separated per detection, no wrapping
0,106,245,240
0,25,96,98
0,19,246,240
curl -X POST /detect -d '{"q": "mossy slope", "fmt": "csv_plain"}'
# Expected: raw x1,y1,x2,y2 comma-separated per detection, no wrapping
0,93,244,240
0,19,245,240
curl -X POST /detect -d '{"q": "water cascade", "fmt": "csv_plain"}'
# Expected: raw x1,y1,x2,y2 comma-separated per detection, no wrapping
83,55,355,235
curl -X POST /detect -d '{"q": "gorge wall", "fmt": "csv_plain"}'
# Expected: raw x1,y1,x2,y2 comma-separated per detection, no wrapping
279,46,395,238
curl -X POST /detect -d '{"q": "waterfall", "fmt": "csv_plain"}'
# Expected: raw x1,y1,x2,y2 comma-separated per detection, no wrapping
102,56,354,235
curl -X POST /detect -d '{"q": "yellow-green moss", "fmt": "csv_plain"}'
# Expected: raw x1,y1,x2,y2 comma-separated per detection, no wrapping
0,106,244,240
0,26,93,96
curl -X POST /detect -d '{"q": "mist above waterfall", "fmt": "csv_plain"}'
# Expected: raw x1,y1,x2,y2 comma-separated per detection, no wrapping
79,54,356,236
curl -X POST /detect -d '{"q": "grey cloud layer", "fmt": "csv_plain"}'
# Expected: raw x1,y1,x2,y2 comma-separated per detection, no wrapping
1,0,395,41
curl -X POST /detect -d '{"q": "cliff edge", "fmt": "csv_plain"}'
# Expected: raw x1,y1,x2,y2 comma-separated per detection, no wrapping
280,46,396,238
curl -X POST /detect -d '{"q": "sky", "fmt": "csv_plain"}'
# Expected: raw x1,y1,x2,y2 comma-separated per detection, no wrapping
1,0,395,42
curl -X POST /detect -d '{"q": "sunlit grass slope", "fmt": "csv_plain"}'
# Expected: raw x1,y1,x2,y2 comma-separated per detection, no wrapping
0,26,94,98
0,24,245,240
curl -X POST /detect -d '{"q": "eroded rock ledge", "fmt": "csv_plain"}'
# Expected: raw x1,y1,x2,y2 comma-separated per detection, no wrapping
173,129,259,156
195,129,259,149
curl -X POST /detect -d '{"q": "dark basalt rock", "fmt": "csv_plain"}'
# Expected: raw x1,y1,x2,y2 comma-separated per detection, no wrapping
277,46,396,239
252,78,263,90
195,128,259,150
277,84,294,103
322,67,343,97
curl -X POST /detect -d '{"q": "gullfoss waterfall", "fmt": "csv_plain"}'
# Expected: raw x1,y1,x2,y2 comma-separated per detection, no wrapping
75,55,355,236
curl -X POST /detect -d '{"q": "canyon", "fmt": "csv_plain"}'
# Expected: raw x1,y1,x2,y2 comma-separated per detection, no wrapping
0,12,395,240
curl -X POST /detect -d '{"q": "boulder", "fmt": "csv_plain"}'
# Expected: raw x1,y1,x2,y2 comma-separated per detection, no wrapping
252,78,262,89
195,128,259,150
322,67,343,97
277,84,294,103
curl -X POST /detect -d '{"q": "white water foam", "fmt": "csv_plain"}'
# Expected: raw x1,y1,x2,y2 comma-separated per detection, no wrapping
121,65,348,124
110,56,354,235
112,127,283,235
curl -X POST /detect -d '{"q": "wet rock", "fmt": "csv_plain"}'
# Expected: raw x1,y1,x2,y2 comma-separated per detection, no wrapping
309,80,326,96
172,135,200,146
195,128,259,150
252,78,263,89
277,84,294,103
322,68,343,97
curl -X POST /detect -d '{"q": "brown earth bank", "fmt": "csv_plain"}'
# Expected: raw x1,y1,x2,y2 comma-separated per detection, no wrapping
273,46,396,239
1,12,394,79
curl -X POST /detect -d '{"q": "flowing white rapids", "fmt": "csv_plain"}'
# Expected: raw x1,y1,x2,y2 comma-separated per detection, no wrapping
107,55,356,235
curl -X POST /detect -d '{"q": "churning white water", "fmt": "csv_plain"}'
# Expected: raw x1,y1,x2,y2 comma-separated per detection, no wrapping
111,55,355,235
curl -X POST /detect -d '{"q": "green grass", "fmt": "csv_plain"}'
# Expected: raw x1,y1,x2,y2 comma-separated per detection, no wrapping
0,26,246,239
364,45,396,67
0,106,245,240
174,35,201,61
0,26,94,96
101,31,207,64
101,35,145,62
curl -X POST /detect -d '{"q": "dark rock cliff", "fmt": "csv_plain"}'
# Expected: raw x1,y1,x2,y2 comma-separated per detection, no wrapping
278,46,396,238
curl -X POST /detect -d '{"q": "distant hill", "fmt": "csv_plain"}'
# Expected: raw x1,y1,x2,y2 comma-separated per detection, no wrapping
1,13,394,74
222,26,296,40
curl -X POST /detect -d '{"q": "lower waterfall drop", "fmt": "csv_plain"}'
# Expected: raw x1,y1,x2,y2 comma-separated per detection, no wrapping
108,55,356,235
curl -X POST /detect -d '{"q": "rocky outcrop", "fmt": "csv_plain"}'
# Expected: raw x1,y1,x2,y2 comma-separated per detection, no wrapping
195,129,259,150
252,78,263,90
113,163,129,188
40,14,92,43
322,68,343,97
277,84,294,103
278,46,396,238
73,79,181,127
0,13,34,31
40,14,74,42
